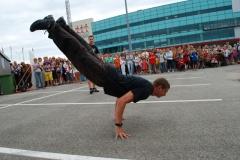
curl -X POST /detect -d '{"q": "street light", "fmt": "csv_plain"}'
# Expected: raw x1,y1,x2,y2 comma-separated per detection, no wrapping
124,0,132,52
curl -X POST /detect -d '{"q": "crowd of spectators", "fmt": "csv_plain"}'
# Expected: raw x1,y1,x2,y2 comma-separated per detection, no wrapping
11,57,81,91
10,61,32,92
32,57,78,88
99,42,240,75
10,41,240,92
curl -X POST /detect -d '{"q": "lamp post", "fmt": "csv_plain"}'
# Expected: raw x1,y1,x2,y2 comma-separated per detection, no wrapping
124,0,132,52
22,47,25,62
9,46,12,61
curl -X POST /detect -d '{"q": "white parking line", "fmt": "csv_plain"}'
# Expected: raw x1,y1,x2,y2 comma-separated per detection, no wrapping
19,89,104,94
0,86,87,110
0,83,211,110
0,99,222,106
148,76,203,81
4,83,209,95
0,147,128,160
0,84,88,96
174,77,202,80
172,83,211,87
137,99,222,103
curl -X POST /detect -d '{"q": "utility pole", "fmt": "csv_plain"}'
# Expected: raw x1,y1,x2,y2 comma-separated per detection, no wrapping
65,0,72,28
124,0,132,52
22,47,25,62
9,46,12,61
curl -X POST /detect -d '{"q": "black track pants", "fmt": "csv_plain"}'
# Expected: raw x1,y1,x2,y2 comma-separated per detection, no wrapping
48,25,106,86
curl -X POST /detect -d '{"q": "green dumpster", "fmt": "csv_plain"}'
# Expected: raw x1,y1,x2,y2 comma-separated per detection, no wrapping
0,51,15,95
0,74,15,95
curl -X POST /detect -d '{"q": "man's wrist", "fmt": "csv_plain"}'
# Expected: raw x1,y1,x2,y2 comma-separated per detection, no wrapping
115,123,123,127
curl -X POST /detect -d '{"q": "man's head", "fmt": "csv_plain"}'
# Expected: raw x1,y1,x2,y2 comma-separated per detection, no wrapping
33,58,38,63
152,78,170,97
43,57,48,61
88,35,94,46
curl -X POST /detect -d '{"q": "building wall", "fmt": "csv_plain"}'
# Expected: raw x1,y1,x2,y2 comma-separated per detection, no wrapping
232,0,240,38
92,0,240,53
72,18,93,42
235,27,240,38
232,0,240,12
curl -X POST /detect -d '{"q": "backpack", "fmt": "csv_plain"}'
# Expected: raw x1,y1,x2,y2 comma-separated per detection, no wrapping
191,52,198,61
237,44,240,52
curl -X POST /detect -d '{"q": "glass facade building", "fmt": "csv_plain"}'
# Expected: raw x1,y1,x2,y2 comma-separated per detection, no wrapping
92,0,240,53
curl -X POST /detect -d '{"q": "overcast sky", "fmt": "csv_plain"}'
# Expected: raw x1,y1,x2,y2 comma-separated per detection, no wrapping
0,0,183,63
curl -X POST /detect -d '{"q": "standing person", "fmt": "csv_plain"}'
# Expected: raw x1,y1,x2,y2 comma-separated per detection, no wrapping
43,57,53,87
183,46,190,70
38,57,45,86
159,50,167,73
120,54,127,75
172,47,177,72
55,58,62,85
63,60,71,83
126,53,134,75
141,57,149,74
51,57,58,85
165,48,174,72
236,41,240,62
30,15,170,139
32,58,44,89
149,51,156,74
190,49,199,70
133,53,141,74
114,54,121,73
88,35,100,94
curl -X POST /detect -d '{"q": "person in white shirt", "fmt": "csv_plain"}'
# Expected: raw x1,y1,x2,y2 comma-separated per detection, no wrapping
32,58,44,88
120,55,126,75
165,48,174,72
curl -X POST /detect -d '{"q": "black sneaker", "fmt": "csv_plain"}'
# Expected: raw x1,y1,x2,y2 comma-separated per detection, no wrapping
56,17,67,26
90,88,94,94
93,88,99,92
30,15,55,32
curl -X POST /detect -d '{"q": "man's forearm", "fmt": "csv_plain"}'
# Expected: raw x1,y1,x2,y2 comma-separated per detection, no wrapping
114,91,133,139
115,100,126,124
114,91,134,125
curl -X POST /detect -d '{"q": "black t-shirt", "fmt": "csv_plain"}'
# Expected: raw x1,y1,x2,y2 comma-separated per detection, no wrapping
103,65,153,103
90,45,100,55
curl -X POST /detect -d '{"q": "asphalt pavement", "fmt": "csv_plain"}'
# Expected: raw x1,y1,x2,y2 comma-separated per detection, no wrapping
0,65,239,160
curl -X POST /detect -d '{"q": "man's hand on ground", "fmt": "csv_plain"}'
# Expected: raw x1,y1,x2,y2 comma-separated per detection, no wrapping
115,127,130,140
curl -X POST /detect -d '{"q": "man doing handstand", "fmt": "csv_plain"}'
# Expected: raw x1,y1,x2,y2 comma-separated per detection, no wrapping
30,15,170,140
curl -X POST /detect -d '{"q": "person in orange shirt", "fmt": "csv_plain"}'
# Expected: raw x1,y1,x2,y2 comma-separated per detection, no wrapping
149,52,156,74
114,54,121,73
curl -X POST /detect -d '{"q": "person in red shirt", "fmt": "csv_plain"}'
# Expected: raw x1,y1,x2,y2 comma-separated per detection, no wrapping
178,58,185,71
183,47,190,70
149,51,156,74
141,57,148,74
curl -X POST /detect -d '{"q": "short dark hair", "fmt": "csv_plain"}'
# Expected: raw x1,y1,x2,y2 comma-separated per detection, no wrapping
89,35,94,38
153,78,170,89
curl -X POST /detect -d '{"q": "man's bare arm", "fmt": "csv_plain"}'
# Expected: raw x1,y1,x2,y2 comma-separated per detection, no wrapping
115,91,134,139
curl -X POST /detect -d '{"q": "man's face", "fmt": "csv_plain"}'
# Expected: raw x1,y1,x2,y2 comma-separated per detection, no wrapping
89,36,94,45
155,86,168,98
